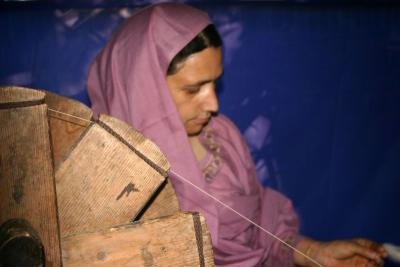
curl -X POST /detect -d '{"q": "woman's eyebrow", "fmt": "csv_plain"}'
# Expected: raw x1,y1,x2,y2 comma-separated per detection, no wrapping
187,80,211,87
187,71,224,87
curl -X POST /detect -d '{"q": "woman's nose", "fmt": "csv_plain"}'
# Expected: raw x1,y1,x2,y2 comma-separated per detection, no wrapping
202,84,219,113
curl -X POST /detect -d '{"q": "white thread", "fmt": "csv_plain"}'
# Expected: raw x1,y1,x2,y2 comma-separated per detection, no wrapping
47,108,92,124
170,169,324,267
46,108,324,266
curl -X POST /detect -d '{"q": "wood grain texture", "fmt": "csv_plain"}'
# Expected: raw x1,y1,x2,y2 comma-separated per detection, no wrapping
56,120,167,236
98,115,180,220
98,114,170,176
0,86,44,103
61,212,215,267
139,180,180,220
0,86,62,266
44,90,93,168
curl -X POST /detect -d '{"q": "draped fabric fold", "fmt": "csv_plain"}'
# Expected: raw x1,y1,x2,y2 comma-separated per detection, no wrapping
87,3,302,266
87,2,219,243
201,115,302,266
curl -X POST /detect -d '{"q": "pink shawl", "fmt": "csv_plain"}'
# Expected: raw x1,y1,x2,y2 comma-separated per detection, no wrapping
87,2,219,241
87,3,301,266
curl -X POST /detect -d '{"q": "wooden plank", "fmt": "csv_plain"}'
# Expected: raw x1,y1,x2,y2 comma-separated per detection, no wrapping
61,212,214,267
98,114,169,176
98,115,179,220
56,115,169,236
139,180,180,220
45,91,179,221
44,90,93,168
0,86,44,104
0,86,62,266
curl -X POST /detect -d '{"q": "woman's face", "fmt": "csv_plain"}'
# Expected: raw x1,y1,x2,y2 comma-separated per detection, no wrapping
166,47,223,136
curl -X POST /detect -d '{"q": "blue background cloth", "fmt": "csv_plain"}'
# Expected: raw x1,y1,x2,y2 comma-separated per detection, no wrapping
1,1,399,265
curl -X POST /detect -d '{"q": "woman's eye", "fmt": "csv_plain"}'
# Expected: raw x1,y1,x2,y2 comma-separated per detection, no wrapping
184,86,201,94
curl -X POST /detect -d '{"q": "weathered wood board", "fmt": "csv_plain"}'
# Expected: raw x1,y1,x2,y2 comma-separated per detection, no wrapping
44,90,180,222
0,86,62,266
98,114,180,220
44,90,93,168
55,114,172,236
138,179,180,220
61,212,214,267
1,87,191,267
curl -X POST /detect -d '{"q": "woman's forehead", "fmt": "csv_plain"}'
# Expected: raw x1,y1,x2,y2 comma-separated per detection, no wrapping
172,48,223,83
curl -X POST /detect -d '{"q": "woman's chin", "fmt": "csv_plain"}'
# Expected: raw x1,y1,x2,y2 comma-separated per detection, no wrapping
186,126,204,137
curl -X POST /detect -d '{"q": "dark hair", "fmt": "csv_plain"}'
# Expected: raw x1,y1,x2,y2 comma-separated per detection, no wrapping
167,24,223,75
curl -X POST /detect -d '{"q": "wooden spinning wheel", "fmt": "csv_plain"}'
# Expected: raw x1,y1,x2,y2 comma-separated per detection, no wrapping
0,86,214,267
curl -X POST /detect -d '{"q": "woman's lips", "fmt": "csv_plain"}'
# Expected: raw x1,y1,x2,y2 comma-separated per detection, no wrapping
193,117,210,125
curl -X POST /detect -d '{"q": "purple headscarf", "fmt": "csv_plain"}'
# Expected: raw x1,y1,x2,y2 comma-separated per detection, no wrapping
87,2,219,242
88,3,302,266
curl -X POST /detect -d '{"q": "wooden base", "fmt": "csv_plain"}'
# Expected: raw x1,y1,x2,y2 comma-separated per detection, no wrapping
61,212,214,267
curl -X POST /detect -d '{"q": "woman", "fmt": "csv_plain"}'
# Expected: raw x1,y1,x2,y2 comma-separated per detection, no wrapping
87,3,386,266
